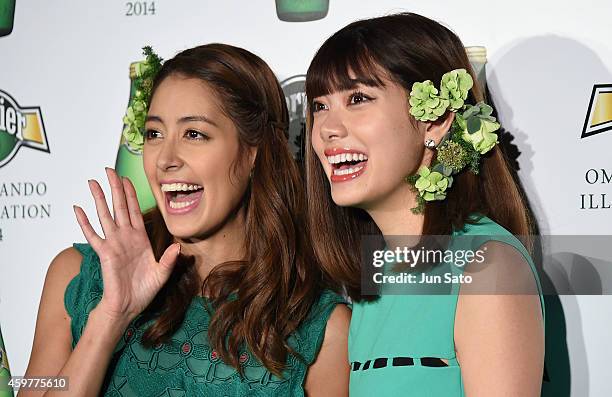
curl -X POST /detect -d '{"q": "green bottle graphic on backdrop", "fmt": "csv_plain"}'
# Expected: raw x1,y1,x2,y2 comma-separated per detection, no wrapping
0,0,15,37
466,46,488,92
275,0,329,22
0,328,15,397
114,62,156,212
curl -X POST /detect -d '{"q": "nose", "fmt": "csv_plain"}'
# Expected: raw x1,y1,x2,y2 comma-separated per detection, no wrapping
318,108,348,142
156,136,183,172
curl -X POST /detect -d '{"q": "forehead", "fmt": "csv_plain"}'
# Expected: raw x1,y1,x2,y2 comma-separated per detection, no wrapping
150,75,223,113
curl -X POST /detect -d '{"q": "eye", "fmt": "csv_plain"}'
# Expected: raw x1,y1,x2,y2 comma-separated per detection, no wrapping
185,129,209,140
311,101,328,113
348,91,372,105
145,129,161,140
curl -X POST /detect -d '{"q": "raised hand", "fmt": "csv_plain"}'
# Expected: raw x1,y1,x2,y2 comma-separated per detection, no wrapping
73,167,180,323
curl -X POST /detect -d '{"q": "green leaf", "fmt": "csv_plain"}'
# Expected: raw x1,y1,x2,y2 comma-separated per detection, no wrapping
463,105,479,119
467,117,482,134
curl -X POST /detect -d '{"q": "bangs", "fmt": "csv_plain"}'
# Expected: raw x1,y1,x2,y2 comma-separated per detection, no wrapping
306,31,388,103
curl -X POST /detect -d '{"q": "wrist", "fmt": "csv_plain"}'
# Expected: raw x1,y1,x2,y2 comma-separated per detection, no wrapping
88,305,134,343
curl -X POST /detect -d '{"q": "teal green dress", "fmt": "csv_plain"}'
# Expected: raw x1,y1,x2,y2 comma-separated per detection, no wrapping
348,215,546,396
64,243,345,397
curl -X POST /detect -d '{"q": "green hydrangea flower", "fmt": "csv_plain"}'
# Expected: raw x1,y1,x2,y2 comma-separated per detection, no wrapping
122,102,145,151
121,46,163,153
413,165,453,201
455,103,500,154
440,69,473,111
409,81,450,122
436,141,469,173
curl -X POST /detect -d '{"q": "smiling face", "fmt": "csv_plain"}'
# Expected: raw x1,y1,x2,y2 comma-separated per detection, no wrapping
310,75,428,211
143,74,255,239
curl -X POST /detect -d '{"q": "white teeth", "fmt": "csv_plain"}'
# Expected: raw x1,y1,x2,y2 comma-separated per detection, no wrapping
333,165,364,176
161,183,203,192
326,153,368,165
169,198,197,209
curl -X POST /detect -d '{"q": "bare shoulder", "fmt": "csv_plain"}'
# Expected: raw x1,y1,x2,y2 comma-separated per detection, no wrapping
21,246,85,385
47,246,84,284
454,241,544,396
304,303,350,396
323,303,351,341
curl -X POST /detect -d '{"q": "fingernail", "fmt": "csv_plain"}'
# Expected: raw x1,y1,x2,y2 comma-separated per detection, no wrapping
176,243,181,254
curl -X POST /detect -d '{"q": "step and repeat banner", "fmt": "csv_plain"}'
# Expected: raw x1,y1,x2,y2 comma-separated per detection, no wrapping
1,0,611,395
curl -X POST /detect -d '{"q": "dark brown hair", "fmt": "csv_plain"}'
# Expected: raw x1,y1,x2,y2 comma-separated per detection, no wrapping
138,43,323,376
305,13,535,301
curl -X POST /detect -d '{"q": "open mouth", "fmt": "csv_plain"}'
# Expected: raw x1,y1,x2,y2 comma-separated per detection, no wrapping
327,152,368,179
161,183,204,210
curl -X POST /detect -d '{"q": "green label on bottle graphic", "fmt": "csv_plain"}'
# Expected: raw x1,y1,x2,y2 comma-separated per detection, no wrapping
0,0,15,37
114,65,156,212
0,90,49,168
275,0,329,22
0,328,15,397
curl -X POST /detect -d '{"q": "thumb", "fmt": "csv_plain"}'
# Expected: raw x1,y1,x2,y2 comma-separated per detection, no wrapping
157,243,181,280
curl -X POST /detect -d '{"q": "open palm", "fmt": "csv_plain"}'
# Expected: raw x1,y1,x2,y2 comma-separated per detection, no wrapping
73,167,180,322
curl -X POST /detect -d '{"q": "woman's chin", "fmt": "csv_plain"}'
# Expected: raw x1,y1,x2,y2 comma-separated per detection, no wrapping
331,192,365,208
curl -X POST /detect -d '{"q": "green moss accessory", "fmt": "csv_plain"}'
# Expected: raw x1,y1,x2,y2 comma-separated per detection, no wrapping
405,69,500,214
122,46,163,153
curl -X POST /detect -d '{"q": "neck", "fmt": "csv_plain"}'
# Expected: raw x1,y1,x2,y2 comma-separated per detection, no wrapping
365,183,424,237
173,207,247,286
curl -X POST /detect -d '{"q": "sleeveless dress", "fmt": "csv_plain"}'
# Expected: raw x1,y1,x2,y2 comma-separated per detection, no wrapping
348,214,546,396
64,243,346,397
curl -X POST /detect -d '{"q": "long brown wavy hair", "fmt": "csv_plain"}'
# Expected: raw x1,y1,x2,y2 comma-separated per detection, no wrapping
305,13,536,301
137,43,323,376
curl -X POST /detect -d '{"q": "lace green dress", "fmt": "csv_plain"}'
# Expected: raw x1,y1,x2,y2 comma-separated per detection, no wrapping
64,243,345,397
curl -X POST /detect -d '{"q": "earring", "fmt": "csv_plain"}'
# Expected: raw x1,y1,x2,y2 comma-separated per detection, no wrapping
424,139,436,149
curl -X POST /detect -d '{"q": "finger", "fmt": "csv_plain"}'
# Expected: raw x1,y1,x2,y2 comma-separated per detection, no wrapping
156,243,181,282
122,176,145,230
105,167,131,227
73,205,104,250
88,179,117,236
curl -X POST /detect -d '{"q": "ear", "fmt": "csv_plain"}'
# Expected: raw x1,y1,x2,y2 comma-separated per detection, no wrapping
247,146,258,171
425,111,455,145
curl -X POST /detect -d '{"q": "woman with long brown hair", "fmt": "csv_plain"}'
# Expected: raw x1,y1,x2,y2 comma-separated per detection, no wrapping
21,43,350,396
305,13,544,396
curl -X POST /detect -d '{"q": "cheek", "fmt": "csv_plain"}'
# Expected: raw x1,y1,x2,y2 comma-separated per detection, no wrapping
142,147,156,181
200,144,248,199
370,119,424,177
310,130,326,165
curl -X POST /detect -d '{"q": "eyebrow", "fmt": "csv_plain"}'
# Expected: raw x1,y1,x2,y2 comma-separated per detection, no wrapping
145,115,219,127
314,77,385,100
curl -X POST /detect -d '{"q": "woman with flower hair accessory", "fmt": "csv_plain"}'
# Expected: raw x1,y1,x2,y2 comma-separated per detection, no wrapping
305,12,545,396
22,44,350,396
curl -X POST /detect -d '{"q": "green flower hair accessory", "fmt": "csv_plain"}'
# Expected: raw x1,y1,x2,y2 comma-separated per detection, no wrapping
436,140,469,173
409,81,450,122
122,46,163,153
454,103,500,155
405,69,501,214
406,164,453,214
440,69,473,111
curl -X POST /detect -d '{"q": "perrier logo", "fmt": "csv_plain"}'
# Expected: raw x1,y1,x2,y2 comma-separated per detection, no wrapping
581,84,612,139
0,90,49,168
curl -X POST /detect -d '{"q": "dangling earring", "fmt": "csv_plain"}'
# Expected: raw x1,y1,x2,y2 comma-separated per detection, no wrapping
424,139,436,149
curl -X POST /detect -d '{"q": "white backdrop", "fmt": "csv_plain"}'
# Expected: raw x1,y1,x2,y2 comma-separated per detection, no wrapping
1,1,611,395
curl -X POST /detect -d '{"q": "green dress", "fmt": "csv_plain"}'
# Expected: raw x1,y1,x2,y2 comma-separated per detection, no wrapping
64,243,345,397
348,215,546,396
